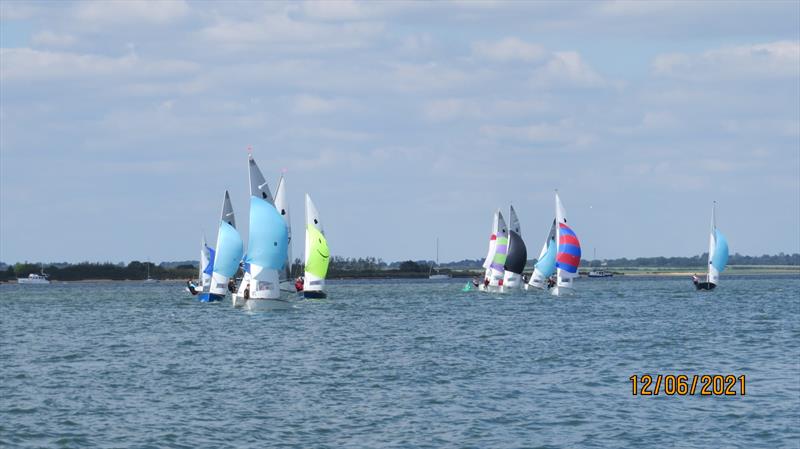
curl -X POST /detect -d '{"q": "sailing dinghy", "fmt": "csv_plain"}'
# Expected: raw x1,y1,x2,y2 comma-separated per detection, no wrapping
303,194,330,298
694,202,728,290
502,205,528,290
201,191,243,302
187,236,214,295
274,173,296,293
234,155,292,311
479,210,508,293
551,191,581,296
526,220,556,290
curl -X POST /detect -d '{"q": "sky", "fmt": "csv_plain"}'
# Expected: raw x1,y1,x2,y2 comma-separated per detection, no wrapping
1,0,799,264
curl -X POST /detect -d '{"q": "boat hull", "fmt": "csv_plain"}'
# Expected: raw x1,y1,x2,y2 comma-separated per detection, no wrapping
245,297,293,311
198,293,224,302
303,290,327,299
232,294,247,308
549,285,574,296
695,282,716,291
17,279,50,285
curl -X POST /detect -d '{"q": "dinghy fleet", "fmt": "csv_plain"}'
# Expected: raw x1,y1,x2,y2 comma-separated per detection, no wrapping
187,175,729,306
188,153,330,310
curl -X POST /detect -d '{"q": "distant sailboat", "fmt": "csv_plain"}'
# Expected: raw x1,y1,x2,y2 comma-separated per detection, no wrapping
551,191,581,296
694,202,728,290
236,155,291,311
526,220,556,290
201,191,244,302
187,236,214,295
480,210,508,292
144,261,158,283
303,194,330,298
502,205,527,290
429,237,451,280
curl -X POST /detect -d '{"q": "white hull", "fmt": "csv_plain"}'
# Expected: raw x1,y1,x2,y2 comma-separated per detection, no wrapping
232,294,247,308
429,274,451,280
17,278,50,285
244,297,294,311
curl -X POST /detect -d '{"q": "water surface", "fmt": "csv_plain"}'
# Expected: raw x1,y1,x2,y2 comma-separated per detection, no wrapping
1,276,798,448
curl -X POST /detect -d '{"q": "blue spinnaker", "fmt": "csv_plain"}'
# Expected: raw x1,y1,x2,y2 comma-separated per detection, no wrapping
203,246,216,276
712,229,729,272
535,238,557,277
213,221,243,278
246,196,288,270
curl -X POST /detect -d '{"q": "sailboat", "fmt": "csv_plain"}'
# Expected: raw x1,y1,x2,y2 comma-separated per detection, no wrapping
144,261,158,283
526,219,556,290
187,236,215,295
502,205,527,290
551,191,581,296
429,238,451,280
694,202,728,290
302,194,330,298
235,155,291,311
274,173,295,293
479,209,508,292
201,191,244,302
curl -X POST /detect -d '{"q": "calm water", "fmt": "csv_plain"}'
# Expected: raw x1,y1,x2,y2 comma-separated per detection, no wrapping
1,276,798,448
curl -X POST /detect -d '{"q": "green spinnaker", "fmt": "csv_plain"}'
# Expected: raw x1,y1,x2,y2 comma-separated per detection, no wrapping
306,225,330,279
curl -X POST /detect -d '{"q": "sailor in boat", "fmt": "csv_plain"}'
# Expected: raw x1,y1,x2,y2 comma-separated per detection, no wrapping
228,278,237,293
186,279,199,295
471,276,480,288
547,275,556,289
692,274,699,287
483,278,490,289
295,276,304,292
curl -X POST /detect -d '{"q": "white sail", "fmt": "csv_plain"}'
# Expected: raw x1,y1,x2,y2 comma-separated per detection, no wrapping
481,211,500,281
200,235,212,289
487,211,508,288
274,174,293,283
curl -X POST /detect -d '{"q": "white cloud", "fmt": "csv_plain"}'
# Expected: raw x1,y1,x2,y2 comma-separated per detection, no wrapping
653,41,800,80
31,31,77,48
201,12,383,51
530,51,616,88
291,94,355,115
0,48,197,82
480,119,594,146
423,98,482,122
472,37,545,63
74,0,189,25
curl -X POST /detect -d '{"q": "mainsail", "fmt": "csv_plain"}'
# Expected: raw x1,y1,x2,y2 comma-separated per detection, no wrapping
274,174,293,282
488,210,508,287
304,194,330,295
200,235,215,290
244,155,288,300
707,202,729,285
209,191,244,297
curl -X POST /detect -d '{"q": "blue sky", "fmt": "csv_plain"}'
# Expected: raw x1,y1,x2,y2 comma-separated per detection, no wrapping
1,0,798,264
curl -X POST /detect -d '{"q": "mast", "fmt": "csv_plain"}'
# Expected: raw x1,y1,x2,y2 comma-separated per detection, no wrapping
707,201,716,283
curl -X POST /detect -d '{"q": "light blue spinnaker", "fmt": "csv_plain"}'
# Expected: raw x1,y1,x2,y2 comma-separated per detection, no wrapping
245,196,288,270
535,238,557,277
213,220,244,278
711,229,728,272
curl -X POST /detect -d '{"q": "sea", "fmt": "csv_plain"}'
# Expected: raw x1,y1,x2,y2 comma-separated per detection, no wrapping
1,275,798,448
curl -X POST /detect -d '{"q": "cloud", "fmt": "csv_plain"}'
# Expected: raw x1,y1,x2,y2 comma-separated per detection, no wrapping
653,41,800,80
480,119,594,147
472,37,546,63
31,31,77,48
73,0,189,25
0,48,197,82
200,11,383,51
530,51,617,88
291,94,354,115
423,98,482,122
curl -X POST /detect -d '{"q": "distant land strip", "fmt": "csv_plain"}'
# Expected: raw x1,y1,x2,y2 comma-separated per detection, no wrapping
1,253,797,282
